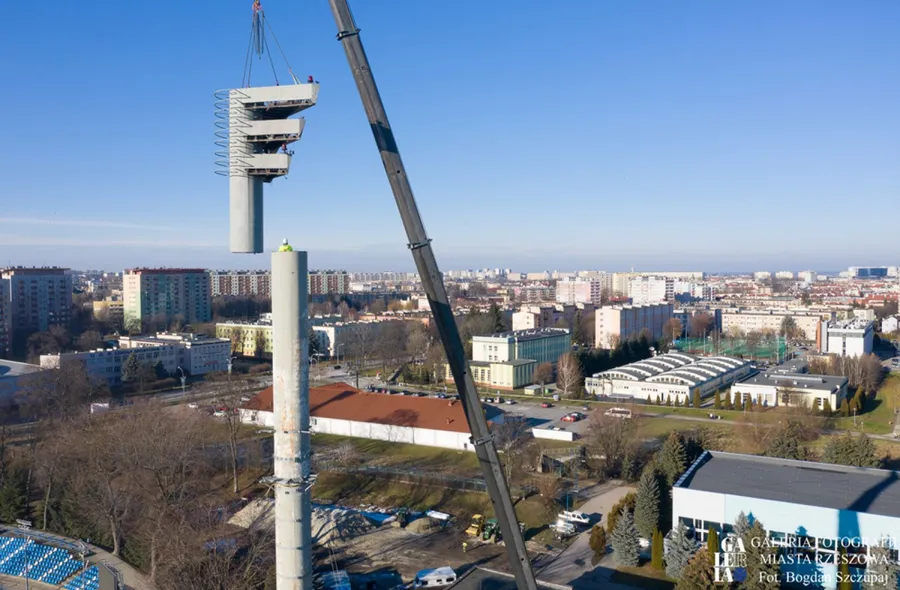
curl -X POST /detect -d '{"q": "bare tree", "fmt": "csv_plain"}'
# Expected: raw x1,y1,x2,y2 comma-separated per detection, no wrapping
405,322,431,363
586,411,638,478
556,353,583,399
662,318,684,345
533,363,554,395
228,326,245,357
347,323,378,389
493,416,532,483
209,376,249,494
254,329,267,360
376,320,407,376
688,313,713,338
745,331,763,360
76,330,104,352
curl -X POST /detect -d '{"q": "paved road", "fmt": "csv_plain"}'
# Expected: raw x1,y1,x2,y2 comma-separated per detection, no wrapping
536,482,638,590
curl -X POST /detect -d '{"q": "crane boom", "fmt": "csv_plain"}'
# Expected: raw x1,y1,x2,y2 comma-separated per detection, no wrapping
327,2,539,588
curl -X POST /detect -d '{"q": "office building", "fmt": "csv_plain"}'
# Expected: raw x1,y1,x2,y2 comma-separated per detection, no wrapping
584,352,752,403
0,278,9,358
119,332,230,375
753,271,772,281
123,268,211,329
720,309,829,343
511,303,593,332
848,266,889,279
309,270,350,296
674,451,900,590
730,371,847,410
628,276,674,305
209,270,271,297
447,328,572,390
1,268,72,348
774,271,795,280
594,303,674,349
822,318,874,357
798,270,817,283
217,319,380,359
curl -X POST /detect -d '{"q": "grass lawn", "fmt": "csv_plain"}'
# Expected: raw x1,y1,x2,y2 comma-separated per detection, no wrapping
634,417,698,440
829,375,900,435
312,434,480,474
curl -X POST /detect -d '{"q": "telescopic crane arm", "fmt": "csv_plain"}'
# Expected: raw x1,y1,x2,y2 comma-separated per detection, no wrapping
326,2,539,588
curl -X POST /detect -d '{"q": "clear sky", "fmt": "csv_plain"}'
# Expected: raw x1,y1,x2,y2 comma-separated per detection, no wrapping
1,1,898,273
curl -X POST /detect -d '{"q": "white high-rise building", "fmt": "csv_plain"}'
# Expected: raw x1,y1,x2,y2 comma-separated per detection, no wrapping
124,268,211,330
753,271,772,281
555,275,611,305
594,303,673,349
798,270,817,283
774,271,795,280
628,276,674,305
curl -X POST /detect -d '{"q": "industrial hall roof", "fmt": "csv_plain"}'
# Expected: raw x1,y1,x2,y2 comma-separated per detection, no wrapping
243,382,477,433
677,451,900,518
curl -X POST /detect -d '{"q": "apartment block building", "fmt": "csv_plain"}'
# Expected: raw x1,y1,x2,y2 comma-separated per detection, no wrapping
309,270,350,296
628,276,674,305
555,275,612,305
123,268,211,329
0,278,9,358
594,303,673,349
1,268,73,349
720,309,830,343
209,270,271,297
41,346,177,387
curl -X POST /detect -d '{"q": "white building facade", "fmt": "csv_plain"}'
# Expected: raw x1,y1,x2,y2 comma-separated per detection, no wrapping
471,328,571,365
674,451,900,590
823,318,874,357
730,372,848,409
120,332,230,375
594,303,674,349
41,346,179,387
720,309,830,343
628,276,674,305
584,352,752,404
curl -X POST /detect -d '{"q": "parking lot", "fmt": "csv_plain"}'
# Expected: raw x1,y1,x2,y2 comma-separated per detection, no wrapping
489,399,595,436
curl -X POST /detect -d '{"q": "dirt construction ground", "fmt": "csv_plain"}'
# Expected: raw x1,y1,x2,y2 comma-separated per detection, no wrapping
313,524,553,588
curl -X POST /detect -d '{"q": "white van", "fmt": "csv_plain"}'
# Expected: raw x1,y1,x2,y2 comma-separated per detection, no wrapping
413,566,457,588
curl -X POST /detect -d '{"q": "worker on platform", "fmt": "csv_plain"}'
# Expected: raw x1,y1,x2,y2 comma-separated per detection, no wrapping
278,239,293,252
308,75,314,83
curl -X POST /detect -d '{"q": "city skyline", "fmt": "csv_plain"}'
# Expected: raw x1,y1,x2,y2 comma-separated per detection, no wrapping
3,1,899,270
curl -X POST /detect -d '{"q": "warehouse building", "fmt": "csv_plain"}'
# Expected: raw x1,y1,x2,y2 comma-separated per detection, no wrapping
240,382,503,452
730,371,848,410
674,451,900,590
584,352,753,404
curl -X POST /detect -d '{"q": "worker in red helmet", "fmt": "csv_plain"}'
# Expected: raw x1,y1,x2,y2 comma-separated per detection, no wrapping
308,75,314,83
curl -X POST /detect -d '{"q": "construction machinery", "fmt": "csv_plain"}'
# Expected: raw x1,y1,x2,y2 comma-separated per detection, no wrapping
482,518,501,543
465,514,485,538
327,2,538,588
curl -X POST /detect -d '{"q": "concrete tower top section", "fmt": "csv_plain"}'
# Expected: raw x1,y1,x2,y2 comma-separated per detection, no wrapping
216,82,319,254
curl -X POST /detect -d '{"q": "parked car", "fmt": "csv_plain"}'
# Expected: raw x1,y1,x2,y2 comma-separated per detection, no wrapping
188,402,199,410
213,410,227,418
558,510,590,525
504,399,516,405
561,414,577,423
541,402,553,408
240,395,252,402
436,393,447,399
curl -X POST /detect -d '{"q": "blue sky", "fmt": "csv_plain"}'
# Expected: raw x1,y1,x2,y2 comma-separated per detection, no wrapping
1,1,898,272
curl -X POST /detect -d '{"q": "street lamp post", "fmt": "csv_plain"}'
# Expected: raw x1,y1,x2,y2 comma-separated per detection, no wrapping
24,537,30,590
310,356,319,381
336,343,345,363
177,367,186,396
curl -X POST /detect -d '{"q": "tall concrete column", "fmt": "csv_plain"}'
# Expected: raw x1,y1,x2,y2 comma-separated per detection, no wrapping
230,176,264,253
271,250,312,590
